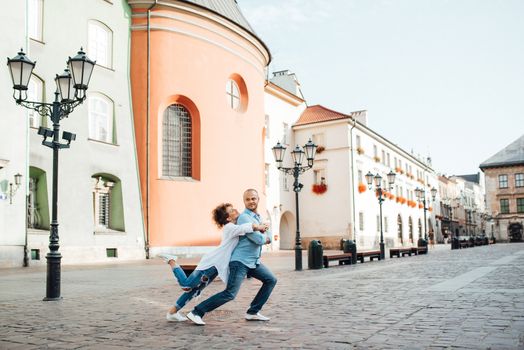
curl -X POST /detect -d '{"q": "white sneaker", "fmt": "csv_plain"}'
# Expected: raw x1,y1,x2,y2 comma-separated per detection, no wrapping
187,312,205,325
166,311,187,322
157,253,178,263
245,312,270,321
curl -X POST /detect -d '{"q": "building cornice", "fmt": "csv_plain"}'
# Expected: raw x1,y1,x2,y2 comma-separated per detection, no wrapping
264,82,304,106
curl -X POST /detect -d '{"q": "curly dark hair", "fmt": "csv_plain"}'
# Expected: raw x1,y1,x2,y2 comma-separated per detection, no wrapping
212,203,232,228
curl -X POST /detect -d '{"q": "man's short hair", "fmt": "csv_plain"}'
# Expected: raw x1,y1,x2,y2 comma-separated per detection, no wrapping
243,188,258,196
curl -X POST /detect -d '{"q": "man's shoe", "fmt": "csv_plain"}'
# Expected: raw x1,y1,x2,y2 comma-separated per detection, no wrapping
187,312,205,325
245,312,270,321
157,253,178,263
166,311,187,322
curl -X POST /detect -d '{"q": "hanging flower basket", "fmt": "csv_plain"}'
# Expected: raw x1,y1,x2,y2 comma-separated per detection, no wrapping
418,203,424,209
358,183,367,193
428,207,433,212
312,183,328,195
373,156,381,163
356,147,365,155
316,146,325,154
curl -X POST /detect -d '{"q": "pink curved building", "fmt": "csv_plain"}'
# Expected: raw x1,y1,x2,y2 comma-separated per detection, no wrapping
128,0,270,255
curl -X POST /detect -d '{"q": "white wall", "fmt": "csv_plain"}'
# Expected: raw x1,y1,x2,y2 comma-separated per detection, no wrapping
0,1,31,267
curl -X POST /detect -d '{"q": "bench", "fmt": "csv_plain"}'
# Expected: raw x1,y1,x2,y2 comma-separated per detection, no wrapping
322,253,352,268
459,241,469,249
410,246,428,255
389,247,413,258
356,250,381,263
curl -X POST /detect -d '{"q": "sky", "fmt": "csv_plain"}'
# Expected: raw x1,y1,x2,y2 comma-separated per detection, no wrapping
239,0,524,176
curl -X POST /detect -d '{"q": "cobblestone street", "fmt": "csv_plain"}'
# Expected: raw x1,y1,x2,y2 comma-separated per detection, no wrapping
1,243,524,349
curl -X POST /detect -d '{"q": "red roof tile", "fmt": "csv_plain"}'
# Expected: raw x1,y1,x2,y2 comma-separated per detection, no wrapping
294,105,355,126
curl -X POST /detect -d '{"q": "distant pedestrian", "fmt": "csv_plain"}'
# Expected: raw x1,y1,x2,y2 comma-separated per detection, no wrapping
158,203,268,322
186,189,277,326
429,231,435,248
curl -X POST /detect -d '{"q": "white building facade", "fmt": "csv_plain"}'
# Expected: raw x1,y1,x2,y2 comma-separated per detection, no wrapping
0,0,145,267
290,105,439,252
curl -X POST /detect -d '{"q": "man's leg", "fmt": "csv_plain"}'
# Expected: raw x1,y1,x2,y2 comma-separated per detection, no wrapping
191,261,248,318
245,263,277,315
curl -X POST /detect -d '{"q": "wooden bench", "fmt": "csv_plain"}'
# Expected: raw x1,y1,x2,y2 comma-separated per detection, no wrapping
410,246,428,255
459,241,469,249
356,250,381,263
389,247,413,258
322,253,352,268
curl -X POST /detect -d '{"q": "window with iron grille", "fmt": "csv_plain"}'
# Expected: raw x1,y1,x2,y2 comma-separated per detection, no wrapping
93,177,114,230
500,199,509,214
163,104,192,177
499,174,508,189
517,198,524,213
99,193,110,227
516,173,524,188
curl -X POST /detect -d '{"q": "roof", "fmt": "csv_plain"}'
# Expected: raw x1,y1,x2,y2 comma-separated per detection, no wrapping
455,173,480,184
294,105,359,126
480,134,524,169
182,0,254,32
177,0,271,64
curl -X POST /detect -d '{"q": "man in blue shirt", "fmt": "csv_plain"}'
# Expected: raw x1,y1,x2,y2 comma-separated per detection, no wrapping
187,189,277,325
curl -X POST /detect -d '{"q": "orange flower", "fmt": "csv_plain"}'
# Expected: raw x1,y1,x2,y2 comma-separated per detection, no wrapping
358,183,366,193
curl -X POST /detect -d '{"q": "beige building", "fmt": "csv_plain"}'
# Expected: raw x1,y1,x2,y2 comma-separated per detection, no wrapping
480,135,524,242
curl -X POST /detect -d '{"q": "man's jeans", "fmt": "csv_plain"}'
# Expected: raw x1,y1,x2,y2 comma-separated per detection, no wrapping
172,266,217,310
192,261,277,317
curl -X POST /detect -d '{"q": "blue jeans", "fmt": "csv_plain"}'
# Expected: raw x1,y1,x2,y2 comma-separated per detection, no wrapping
172,266,217,310
192,261,277,318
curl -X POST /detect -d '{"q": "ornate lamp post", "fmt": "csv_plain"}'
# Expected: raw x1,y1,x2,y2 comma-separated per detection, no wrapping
272,139,317,271
365,170,396,260
7,48,95,300
414,187,437,241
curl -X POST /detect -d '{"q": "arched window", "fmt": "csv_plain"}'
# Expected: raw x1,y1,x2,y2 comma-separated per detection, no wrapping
226,79,240,110
92,174,125,232
88,20,113,68
88,93,114,144
27,166,50,230
27,76,44,128
163,104,192,177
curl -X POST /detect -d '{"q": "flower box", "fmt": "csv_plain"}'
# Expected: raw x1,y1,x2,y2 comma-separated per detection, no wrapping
373,156,381,163
358,183,366,193
316,146,325,154
356,147,365,155
312,183,328,195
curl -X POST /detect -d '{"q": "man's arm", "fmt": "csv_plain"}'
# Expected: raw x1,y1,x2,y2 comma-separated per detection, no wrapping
237,214,268,245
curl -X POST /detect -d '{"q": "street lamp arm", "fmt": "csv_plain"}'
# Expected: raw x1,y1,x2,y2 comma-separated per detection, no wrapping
17,100,53,118
277,164,312,177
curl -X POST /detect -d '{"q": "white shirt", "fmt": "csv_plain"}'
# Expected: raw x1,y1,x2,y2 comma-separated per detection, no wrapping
195,222,253,283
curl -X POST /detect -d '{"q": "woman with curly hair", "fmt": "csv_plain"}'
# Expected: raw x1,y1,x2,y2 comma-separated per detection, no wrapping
158,203,268,322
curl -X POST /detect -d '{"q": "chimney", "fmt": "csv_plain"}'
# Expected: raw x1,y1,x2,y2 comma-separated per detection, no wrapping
270,70,303,98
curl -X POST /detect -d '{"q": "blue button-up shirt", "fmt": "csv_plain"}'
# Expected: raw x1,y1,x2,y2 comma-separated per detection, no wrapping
230,209,271,268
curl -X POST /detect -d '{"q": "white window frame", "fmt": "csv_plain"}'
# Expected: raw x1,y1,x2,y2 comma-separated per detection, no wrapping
88,20,113,68
226,79,240,110
28,0,44,41
88,93,114,144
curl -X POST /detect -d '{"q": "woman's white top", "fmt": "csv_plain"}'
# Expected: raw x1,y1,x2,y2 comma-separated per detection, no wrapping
195,222,253,283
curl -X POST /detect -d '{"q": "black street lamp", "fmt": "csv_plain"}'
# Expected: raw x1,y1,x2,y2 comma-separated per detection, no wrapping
272,139,317,271
7,48,95,301
414,187,437,241
365,170,396,260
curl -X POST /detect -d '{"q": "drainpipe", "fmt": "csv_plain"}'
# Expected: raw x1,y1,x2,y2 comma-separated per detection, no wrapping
145,0,159,259
23,0,30,267
349,118,357,244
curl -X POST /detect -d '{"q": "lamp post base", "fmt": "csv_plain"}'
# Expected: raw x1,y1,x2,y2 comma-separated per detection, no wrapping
44,252,62,301
379,242,385,260
295,246,303,271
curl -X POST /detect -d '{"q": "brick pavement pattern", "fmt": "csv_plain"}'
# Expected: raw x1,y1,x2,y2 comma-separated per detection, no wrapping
1,244,524,349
